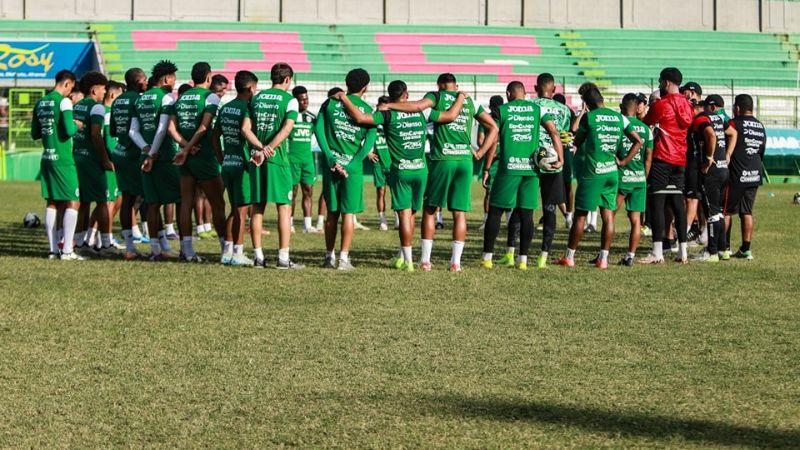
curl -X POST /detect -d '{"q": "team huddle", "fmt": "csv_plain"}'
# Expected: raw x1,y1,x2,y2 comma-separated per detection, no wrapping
32,62,767,270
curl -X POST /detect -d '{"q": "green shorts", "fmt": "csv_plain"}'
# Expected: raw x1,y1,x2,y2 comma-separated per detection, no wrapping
40,161,80,202
373,163,390,189
251,163,294,205
619,185,647,213
563,148,574,182
425,159,473,212
489,171,540,210
290,154,317,186
180,149,221,181
112,152,143,196
142,159,181,205
389,169,427,212
76,158,114,203
322,169,364,214
575,175,618,212
223,167,251,207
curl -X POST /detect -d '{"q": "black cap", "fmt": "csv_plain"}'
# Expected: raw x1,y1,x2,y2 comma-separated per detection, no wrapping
680,82,702,95
704,94,724,107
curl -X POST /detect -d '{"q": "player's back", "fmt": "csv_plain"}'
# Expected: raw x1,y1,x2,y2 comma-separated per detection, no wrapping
250,87,297,166
378,110,427,171
580,107,626,177
425,90,478,161
73,98,101,161
173,86,216,148
111,90,139,149
35,90,74,166
217,98,250,161
318,95,372,167
729,115,766,186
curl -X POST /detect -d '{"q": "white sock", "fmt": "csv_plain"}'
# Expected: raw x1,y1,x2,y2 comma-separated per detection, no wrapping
87,228,98,247
316,215,325,228
679,242,688,260
421,239,433,263
234,244,244,256
224,241,234,256
278,248,289,262
158,231,171,252
566,248,576,260
180,237,195,256
254,248,264,260
401,246,412,263
436,211,443,223
482,252,492,261
506,246,515,257
101,233,112,248
304,216,312,230
196,224,204,234
451,240,464,265
141,222,149,238
340,250,349,262
45,207,58,253
599,249,609,262
165,223,175,235
379,211,386,223
327,250,336,261
518,255,528,265
626,251,635,259
131,224,142,239
204,222,212,232
566,212,573,222
62,208,78,254
291,217,295,228
394,213,400,228
588,211,597,227
653,241,663,259
540,251,548,259
122,230,136,252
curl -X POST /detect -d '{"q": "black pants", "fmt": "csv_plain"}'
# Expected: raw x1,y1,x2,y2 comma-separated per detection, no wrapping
701,166,729,254
484,207,533,256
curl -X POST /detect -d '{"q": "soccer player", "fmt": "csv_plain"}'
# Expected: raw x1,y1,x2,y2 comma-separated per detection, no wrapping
723,94,766,260
335,80,466,271
681,82,704,243
100,80,125,248
531,73,574,269
109,67,147,260
248,63,304,269
210,74,229,98
130,60,181,261
212,70,264,266
691,94,731,262
557,86,643,268
315,69,377,270
386,73,498,271
370,95,392,232
640,68,694,264
477,95,503,232
31,70,82,260
288,85,319,234
615,93,653,266
196,75,227,239
72,71,117,255
481,81,562,270
169,62,228,262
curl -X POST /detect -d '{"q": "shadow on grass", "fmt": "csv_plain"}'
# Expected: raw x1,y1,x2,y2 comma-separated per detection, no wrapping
0,221,46,258
418,394,799,449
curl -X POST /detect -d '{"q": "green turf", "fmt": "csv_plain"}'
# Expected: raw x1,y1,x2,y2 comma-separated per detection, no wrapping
0,181,798,448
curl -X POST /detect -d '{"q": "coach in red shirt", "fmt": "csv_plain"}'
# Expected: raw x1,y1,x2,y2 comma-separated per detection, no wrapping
639,67,694,264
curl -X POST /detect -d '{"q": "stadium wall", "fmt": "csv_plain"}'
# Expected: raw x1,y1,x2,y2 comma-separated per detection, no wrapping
1,0,800,32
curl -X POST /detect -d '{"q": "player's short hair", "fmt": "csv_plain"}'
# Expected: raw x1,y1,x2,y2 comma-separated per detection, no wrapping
292,86,308,98
107,80,125,93
146,76,156,89
578,82,598,96
488,95,504,121
79,71,108,96
124,68,145,90
552,93,567,105
210,74,229,91
437,73,456,85
345,68,370,93
190,62,212,84
234,71,258,93
582,87,604,109
659,67,683,85
378,95,391,105
327,87,344,97
506,81,525,94
734,94,754,113
621,93,639,111
387,80,407,101
536,73,555,86
178,83,192,96
55,70,76,84
271,63,294,85
151,60,178,81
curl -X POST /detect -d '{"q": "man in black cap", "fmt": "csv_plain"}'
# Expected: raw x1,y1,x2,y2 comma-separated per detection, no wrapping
681,82,703,104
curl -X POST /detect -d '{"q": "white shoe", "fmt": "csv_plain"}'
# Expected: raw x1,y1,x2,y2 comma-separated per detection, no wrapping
290,225,296,234
303,226,319,234
354,221,370,231
230,255,254,266
60,252,86,261
379,222,388,231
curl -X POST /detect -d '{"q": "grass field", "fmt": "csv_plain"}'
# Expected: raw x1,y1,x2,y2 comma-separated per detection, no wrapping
0,180,799,449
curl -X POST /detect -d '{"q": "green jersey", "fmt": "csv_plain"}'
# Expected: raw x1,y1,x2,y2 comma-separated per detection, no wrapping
72,98,107,163
372,110,429,172
110,90,139,152
576,107,634,178
315,95,377,172
31,90,78,167
617,116,652,188
134,87,175,162
288,110,315,163
172,86,221,161
250,88,298,167
423,90,483,161
216,98,251,173
531,97,572,174
495,99,552,176
373,125,391,171
103,105,117,155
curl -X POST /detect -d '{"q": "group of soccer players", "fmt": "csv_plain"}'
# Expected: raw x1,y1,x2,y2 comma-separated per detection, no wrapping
32,62,767,270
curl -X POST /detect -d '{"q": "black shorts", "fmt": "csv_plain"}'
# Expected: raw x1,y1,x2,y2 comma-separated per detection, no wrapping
725,184,757,215
539,171,565,206
648,158,685,193
684,157,701,199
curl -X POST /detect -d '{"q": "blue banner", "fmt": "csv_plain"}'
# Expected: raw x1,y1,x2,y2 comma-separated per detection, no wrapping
766,128,800,156
0,39,98,80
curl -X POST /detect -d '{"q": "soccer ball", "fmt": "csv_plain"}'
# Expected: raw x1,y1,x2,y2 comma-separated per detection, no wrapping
793,192,800,205
23,212,41,228
535,147,558,171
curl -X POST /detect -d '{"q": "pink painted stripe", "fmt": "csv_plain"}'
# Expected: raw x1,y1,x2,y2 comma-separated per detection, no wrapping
375,33,540,56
